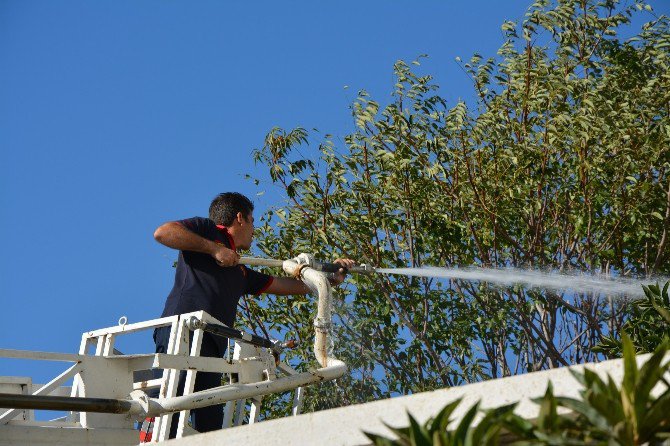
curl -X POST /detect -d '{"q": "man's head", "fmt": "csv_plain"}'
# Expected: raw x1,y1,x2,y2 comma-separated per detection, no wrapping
209,192,255,250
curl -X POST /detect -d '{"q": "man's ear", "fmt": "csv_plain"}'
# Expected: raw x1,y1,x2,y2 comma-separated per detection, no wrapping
236,212,244,224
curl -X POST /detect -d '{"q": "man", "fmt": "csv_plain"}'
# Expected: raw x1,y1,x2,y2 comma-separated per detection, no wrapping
152,192,353,437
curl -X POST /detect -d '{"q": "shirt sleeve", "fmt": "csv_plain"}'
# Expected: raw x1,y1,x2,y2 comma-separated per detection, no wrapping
244,267,274,295
177,216,216,239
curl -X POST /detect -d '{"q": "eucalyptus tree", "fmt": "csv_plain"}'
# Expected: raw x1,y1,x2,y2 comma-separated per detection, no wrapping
240,0,670,414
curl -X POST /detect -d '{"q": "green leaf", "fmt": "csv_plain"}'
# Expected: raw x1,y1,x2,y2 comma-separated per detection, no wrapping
453,402,479,441
408,413,432,446
637,341,670,410
544,382,561,427
554,397,610,430
622,334,638,395
432,398,463,433
363,431,400,446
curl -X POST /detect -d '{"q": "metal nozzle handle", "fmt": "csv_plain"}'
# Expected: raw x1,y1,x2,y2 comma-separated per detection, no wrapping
315,262,376,275
238,256,376,274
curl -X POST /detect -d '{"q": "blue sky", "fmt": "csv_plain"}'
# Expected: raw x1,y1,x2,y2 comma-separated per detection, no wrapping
1,1,667,387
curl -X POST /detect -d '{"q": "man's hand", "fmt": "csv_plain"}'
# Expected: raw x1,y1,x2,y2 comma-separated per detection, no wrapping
211,243,240,267
331,258,356,286
263,258,358,296
154,221,241,267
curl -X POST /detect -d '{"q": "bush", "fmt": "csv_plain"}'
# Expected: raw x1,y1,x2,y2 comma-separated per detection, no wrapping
365,336,670,445
596,281,670,357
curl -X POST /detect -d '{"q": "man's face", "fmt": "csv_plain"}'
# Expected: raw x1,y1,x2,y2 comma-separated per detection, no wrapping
238,212,254,250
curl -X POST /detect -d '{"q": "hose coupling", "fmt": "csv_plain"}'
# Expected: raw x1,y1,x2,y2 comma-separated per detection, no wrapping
313,318,332,333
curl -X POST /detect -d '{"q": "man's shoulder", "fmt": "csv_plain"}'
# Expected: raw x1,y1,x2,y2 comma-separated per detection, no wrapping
178,216,218,238
179,216,215,227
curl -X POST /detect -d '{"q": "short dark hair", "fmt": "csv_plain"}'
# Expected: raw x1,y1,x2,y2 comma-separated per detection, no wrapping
209,192,254,226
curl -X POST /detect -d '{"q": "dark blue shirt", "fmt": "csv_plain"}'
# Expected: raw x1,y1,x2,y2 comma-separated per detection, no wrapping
160,217,273,331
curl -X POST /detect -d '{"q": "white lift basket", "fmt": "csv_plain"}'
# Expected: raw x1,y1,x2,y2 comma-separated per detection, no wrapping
0,256,347,445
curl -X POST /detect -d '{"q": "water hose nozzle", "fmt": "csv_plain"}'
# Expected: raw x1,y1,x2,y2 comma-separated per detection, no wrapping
238,255,377,275
313,261,376,275
348,263,376,274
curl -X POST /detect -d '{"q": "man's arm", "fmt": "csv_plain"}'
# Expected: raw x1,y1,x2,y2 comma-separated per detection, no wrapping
154,221,240,266
263,258,356,295
265,277,310,295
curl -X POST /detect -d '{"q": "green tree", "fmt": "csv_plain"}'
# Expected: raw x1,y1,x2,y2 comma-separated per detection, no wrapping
242,0,670,415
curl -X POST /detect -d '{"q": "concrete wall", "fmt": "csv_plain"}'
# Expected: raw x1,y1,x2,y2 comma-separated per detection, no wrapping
166,354,654,446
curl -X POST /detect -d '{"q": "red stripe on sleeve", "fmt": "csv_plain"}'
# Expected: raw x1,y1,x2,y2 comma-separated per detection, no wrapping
254,276,274,295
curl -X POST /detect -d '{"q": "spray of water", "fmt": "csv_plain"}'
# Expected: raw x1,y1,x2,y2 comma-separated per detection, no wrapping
374,266,658,298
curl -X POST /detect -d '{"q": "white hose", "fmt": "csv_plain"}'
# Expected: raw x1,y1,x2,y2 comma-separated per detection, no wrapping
283,258,333,368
